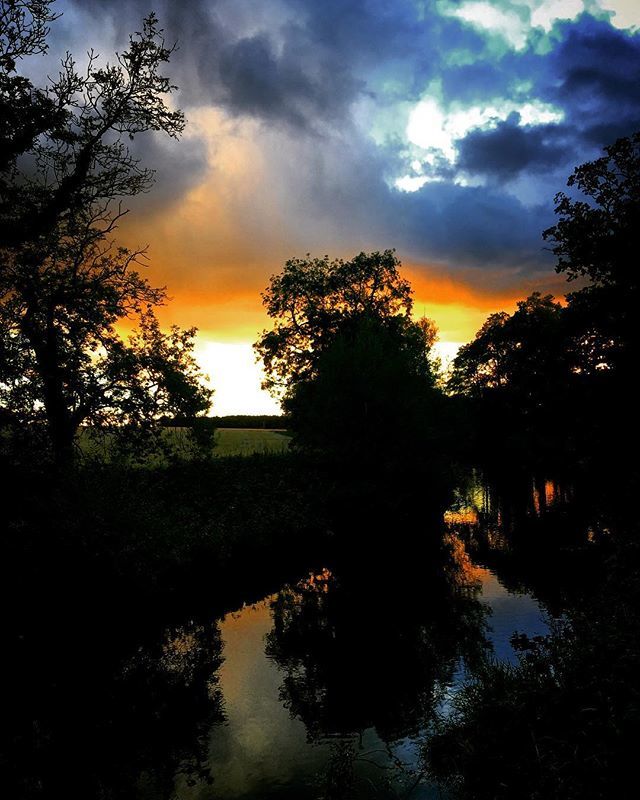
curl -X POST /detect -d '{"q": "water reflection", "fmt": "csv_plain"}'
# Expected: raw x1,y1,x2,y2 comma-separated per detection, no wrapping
194,535,549,800
266,546,488,743
5,616,224,799
6,490,559,800
445,469,598,551
444,469,601,612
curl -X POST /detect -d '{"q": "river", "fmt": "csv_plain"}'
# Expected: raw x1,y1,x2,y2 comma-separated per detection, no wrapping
7,476,569,800
164,539,550,799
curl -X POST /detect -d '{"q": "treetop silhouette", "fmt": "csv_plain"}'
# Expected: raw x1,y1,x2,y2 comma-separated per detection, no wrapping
0,3,211,464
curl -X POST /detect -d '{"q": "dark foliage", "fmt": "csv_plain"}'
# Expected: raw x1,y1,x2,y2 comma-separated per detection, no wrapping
255,250,418,396
163,414,288,429
0,3,211,464
284,313,440,461
254,251,459,501
449,293,569,467
267,539,489,744
425,546,640,800
1,450,330,798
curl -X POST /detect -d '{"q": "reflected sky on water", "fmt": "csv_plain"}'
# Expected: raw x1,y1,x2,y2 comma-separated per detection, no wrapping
176,544,549,799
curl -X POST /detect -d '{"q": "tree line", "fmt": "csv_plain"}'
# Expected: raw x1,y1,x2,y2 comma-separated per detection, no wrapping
2,0,638,489
254,133,640,485
447,132,640,477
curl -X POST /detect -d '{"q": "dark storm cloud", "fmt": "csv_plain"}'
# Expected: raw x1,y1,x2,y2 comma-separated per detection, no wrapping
58,0,487,131
267,130,555,277
418,14,640,214
284,0,492,106
48,1,640,288
208,0,465,128
539,15,640,145
61,0,371,131
126,131,209,216
284,0,429,72
402,183,553,270
377,177,555,277
441,61,514,105
57,0,227,105
216,31,361,130
457,117,571,179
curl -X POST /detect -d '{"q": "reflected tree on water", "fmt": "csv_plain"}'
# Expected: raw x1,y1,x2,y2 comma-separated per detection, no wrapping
265,541,489,745
4,618,224,799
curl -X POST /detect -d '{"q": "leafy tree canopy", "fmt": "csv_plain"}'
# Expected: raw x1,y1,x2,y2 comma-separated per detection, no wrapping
284,313,439,459
0,2,212,463
543,131,640,290
544,130,640,375
448,293,566,401
255,250,418,396
255,250,442,462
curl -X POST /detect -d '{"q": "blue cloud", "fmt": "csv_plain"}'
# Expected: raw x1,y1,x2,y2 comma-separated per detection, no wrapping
217,32,362,130
541,16,640,144
55,0,640,288
456,116,571,178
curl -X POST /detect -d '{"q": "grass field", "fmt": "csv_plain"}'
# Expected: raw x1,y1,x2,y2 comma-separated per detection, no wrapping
78,427,291,461
213,428,291,457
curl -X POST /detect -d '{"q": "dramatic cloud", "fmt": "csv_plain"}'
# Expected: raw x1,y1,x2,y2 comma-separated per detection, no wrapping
217,32,361,129
456,117,571,178
41,0,640,338
543,16,640,144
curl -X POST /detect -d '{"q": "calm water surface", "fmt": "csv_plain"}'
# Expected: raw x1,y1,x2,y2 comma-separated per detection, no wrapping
6,473,593,799
172,545,549,799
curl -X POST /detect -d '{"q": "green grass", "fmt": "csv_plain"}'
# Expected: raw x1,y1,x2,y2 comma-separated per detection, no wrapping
77,426,291,462
213,428,291,457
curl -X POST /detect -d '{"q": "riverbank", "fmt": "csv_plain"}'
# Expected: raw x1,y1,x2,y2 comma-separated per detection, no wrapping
3,451,639,800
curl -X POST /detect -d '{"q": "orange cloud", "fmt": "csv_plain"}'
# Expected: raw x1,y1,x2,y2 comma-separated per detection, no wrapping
125,254,567,348
110,107,569,352
405,263,567,342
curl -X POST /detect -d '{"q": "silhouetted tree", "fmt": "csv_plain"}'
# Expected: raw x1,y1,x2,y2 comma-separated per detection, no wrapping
0,5,212,463
449,293,566,400
1,3,184,248
266,548,488,743
426,548,640,800
542,132,640,471
284,313,439,459
0,1,62,176
543,131,640,377
255,250,417,394
255,250,442,465
544,131,640,289
448,293,570,470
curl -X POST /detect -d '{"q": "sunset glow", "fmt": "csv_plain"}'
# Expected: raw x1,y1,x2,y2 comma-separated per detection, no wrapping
5,2,640,795
194,341,280,416
41,0,640,415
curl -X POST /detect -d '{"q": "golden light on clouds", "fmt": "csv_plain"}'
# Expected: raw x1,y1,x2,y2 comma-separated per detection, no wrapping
410,267,515,345
133,256,564,416
112,110,569,416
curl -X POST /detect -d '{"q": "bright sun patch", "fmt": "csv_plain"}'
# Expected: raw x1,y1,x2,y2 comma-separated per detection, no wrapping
443,0,587,49
193,342,281,416
444,0,639,49
598,0,640,30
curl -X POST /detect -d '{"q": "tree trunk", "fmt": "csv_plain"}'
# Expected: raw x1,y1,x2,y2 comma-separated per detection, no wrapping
22,303,77,467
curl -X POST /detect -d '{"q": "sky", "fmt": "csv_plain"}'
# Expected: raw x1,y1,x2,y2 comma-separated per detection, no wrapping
45,0,640,413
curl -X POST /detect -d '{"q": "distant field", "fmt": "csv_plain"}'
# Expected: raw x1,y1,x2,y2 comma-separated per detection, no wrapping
213,428,291,457
78,427,291,460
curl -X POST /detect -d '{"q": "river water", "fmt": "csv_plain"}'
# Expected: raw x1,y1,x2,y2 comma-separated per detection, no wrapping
165,541,550,799
8,478,564,800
